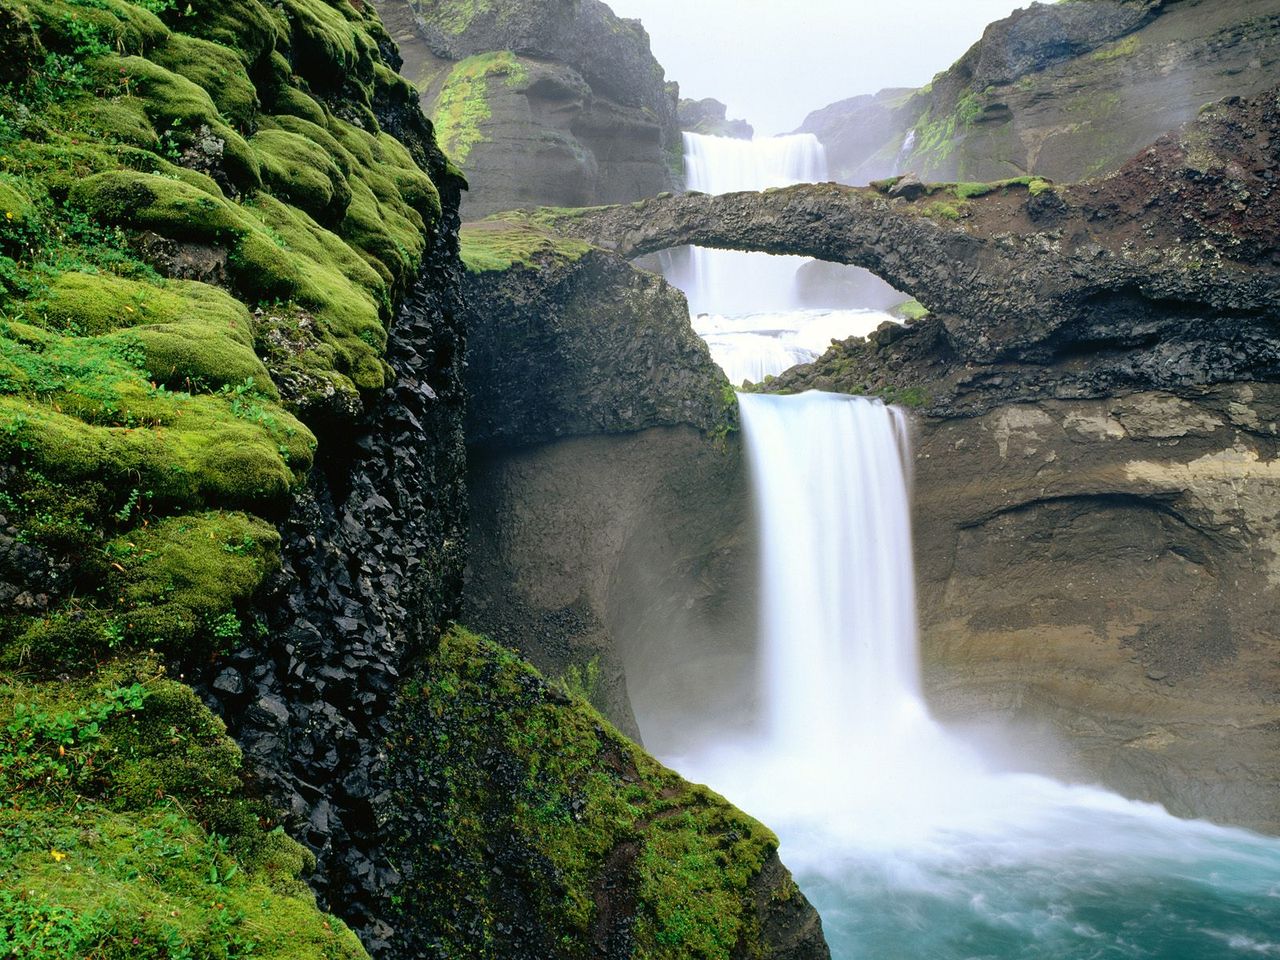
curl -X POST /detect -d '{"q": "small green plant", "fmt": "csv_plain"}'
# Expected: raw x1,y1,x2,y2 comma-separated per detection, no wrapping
1,683,148,790
557,657,601,706
209,612,242,642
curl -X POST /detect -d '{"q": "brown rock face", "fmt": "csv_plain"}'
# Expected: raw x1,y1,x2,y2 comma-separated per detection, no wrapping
913,388,1280,830
373,0,682,218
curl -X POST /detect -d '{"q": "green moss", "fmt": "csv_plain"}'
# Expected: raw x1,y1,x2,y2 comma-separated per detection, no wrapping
167,0,287,65
251,127,352,222
432,52,529,165
96,54,262,191
388,627,784,959
922,199,969,220
1091,34,1140,61
149,32,260,128
460,218,591,273
890,298,931,322
0,662,368,959
950,176,1052,200
875,384,929,408
0,0,450,950
427,0,496,36
908,92,983,175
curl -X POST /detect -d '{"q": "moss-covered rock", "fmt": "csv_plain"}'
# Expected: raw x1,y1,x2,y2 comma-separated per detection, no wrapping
0,659,367,958
385,627,827,959
0,0,455,951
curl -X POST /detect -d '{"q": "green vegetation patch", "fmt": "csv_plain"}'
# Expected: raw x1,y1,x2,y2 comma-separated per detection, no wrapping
432,52,529,165
460,217,591,273
890,298,931,323
0,0,451,951
0,660,368,959
1092,34,1140,62
388,626,792,959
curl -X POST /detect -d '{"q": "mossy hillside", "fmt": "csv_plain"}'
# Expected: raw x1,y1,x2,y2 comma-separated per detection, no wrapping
432,51,529,165
459,216,591,273
0,0,449,672
0,0,450,947
388,627,792,960
427,0,499,37
0,659,367,959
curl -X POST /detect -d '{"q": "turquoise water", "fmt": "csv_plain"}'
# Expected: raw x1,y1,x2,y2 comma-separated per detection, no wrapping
794,808,1280,960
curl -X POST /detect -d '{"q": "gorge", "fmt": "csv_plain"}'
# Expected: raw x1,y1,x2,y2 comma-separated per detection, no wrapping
3,0,1279,957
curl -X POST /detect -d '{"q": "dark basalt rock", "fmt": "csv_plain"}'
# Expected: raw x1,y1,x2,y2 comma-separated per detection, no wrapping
465,249,731,448
200,116,469,956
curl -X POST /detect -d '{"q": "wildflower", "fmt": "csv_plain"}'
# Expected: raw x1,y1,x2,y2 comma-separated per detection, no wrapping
50,849,67,862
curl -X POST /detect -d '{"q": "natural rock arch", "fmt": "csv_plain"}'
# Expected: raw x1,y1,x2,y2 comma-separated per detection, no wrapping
535,99,1280,368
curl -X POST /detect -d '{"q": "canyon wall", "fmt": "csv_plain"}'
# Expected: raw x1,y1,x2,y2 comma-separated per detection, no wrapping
800,0,1280,185
542,87,1280,831
374,0,683,218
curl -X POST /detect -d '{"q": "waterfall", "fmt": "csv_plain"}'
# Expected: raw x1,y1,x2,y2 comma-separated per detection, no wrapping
894,128,917,175
740,392,920,752
671,132,827,318
663,389,1280,958
663,133,901,384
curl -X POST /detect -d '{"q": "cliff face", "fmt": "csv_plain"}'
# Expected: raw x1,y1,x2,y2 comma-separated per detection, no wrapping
800,0,1280,185
374,0,683,218
679,97,754,139
0,0,464,952
458,216,748,741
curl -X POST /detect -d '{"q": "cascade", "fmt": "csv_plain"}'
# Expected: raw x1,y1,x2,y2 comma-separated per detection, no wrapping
663,133,896,384
663,389,1280,959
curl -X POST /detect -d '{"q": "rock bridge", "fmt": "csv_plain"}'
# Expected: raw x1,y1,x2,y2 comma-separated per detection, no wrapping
534,91,1279,368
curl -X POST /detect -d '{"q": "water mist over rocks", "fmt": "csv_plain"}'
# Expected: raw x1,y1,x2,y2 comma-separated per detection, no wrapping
664,390,1280,959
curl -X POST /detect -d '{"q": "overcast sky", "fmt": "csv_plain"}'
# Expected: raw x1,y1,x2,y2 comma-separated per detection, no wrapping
605,0,1030,135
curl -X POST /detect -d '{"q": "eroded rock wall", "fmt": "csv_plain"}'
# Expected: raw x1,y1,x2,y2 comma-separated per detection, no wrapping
914,389,1280,830
800,0,1280,186
374,0,682,217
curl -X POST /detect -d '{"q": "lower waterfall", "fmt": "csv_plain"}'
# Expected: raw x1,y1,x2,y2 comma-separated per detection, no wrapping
664,390,1280,959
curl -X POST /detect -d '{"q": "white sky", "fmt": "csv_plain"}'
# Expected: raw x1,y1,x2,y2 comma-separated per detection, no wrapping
605,0,1030,135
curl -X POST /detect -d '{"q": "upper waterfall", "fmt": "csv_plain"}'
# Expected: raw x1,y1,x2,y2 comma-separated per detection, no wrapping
663,133,899,383
668,132,828,318
683,131,828,194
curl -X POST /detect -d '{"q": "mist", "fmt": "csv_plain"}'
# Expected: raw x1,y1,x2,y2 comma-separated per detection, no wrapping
605,0,1030,135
